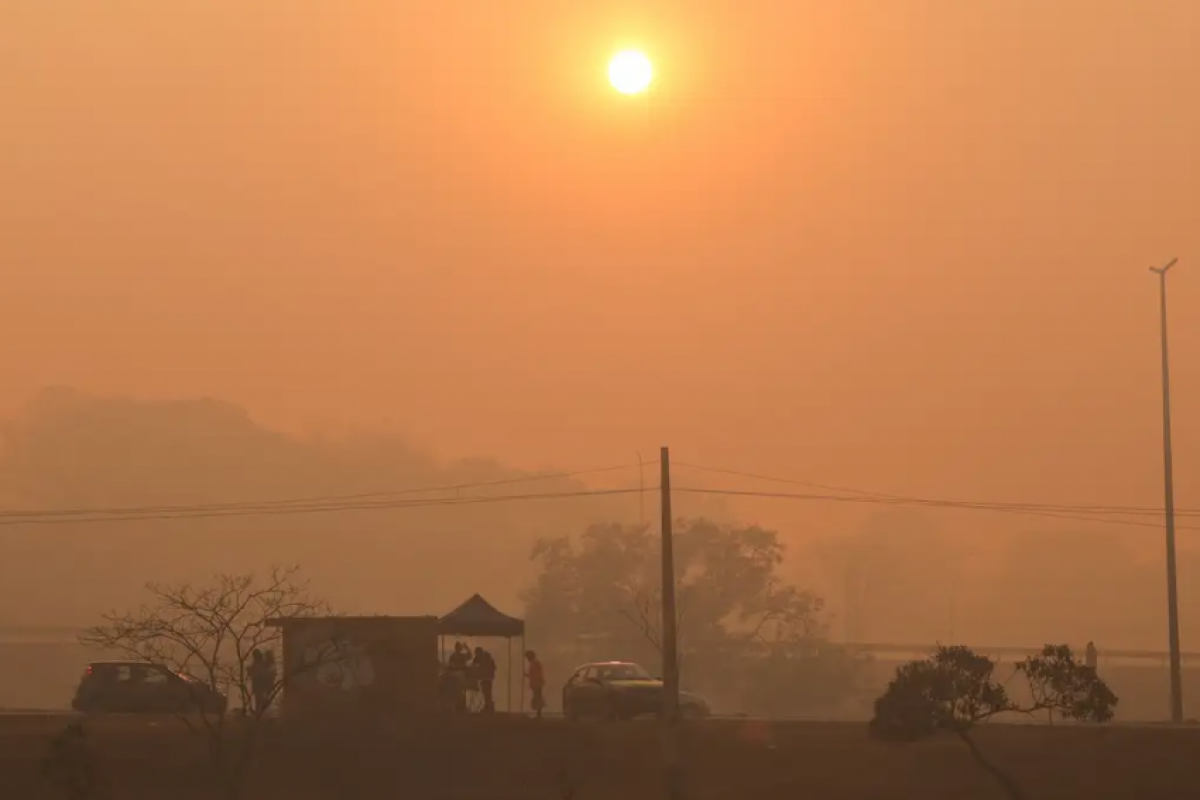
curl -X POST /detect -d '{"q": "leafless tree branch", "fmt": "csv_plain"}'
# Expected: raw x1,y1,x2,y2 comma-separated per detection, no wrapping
79,565,338,800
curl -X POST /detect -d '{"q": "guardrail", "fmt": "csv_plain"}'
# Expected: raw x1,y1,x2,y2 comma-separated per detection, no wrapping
3,626,1198,665
841,641,1200,664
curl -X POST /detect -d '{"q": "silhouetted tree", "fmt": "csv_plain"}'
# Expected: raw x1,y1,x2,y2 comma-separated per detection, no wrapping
523,520,866,712
870,644,1118,800
525,521,821,653
81,566,335,800
1016,644,1119,725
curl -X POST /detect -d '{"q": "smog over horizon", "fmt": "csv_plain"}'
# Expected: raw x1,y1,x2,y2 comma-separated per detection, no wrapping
1,3,1199,797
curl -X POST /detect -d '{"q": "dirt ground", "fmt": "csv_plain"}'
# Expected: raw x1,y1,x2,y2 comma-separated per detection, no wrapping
4,714,1200,800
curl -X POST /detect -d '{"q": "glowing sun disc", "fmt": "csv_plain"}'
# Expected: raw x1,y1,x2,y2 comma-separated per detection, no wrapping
608,50,653,95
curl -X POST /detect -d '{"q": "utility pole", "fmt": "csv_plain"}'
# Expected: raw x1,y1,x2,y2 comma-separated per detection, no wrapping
659,446,681,797
1150,257,1184,724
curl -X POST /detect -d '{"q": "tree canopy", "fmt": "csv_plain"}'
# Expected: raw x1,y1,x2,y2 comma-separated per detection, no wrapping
522,519,868,714
869,644,1118,800
523,520,824,659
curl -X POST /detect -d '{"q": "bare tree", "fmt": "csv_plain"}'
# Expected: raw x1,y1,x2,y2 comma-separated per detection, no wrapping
80,565,335,799
619,586,685,677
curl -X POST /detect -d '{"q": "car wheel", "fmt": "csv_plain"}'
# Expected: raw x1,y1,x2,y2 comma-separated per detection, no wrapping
681,704,706,721
564,700,578,721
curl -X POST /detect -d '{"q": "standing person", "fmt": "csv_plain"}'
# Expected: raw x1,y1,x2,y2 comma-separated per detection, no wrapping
248,649,269,716
1085,641,1099,672
524,650,545,719
473,646,497,713
261,650,278,715
446,642,470,713
448,642,470,672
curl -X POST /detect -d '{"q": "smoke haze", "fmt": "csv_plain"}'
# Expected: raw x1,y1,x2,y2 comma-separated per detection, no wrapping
1,1,1198,651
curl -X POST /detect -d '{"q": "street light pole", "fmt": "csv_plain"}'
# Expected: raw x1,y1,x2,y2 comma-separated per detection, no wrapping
1150,256,1184,724
659,446,681,797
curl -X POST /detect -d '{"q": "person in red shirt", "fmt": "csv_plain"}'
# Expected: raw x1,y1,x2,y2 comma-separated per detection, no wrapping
524,650,546,719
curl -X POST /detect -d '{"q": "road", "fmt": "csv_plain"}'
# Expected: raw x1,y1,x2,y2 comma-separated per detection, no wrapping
1,708,1195,730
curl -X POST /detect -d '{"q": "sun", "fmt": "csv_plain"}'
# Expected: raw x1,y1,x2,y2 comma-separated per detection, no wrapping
608,50,653,95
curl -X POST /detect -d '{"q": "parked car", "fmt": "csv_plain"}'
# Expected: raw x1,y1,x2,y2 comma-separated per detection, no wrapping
72,661,227,715
562,661,711,721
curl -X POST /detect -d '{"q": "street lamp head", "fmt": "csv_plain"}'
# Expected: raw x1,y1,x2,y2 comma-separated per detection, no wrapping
1151,257,1179,275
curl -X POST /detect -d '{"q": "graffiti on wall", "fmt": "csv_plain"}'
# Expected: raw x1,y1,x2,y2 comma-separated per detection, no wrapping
302,638,376,691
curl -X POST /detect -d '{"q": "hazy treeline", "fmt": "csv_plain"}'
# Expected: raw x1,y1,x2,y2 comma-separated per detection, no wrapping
1,387,1196,656
806,510,1200,652
0,388,685,625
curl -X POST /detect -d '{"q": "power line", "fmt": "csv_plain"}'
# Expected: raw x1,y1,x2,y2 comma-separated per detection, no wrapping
672,486,1200,532
674,461,1200,518
0,462,652,521
674,461,901,501
0,487,651,527
1,454,1191,532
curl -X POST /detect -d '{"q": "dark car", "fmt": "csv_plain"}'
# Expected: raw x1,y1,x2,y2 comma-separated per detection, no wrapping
72,661,227,715
562,661,711,721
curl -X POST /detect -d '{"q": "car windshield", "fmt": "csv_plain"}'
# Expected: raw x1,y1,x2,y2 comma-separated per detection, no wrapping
596,663,653,681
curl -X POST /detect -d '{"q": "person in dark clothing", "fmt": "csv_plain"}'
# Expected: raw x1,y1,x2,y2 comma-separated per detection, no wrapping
525,650,545,719
444,642,471,713
249,649,271,716
448,642,470,671
473,646,497,713
261,650,278,714
1085,641,1099,672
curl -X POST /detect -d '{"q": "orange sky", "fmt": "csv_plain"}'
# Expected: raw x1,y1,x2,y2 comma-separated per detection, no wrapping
1,0,1198,529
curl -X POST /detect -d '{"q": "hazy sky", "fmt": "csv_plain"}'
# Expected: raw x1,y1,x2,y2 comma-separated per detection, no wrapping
2,0,1198,526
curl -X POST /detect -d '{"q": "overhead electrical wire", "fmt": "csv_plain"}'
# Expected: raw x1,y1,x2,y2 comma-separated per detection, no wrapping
671,487,1200,532
673,461,1200,518
671,461,1200,532
0,487,650,527
0,462,652,522
0,456,1191,532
